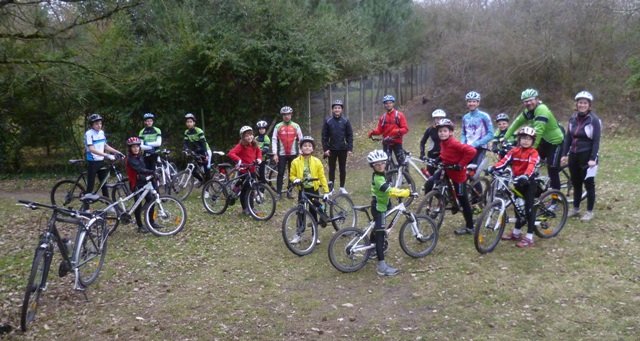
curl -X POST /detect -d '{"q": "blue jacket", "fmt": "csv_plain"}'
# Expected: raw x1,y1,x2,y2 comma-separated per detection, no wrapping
461,109,494,148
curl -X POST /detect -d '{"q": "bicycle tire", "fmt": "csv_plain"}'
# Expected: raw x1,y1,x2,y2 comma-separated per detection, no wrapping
75,218,108,287
144,195,187,236
264,162,278,192
246,183,276,221
416,191,446,229
385,170,417,207
282,207,318,256
202,180,229,215
51,179,85,209
329,194,357,231
86,196,121,236
534,190,568,239
171,170,194,201
20,246,51,332
328,227,370,273
399,214,438,258
473,199,506,254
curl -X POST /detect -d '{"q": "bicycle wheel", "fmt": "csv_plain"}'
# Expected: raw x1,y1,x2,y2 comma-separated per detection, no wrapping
534,190,568,238
385,170,416,206
281,207,318,256
468,177,490,213
399,215,438,258
89,196,121,236
328,227,370,273
144,195,187,236
170,170,194,201
246,183,276,221
51,179,85,209
75,218,108,287
416,191,446,229
20,246,52,332
329,194,357,231
202,180,229,215
473,199,506,254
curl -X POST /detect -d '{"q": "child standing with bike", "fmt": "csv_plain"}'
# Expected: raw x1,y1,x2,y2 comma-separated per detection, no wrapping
435,119,477,236
124,137,157,233
419,109,447,175
228,126,263,215
488,127,540,248
183,112,212,182
255,120,271,182
367,149,411,276
289,136,330,243
491,113,510,158
84,113,124,197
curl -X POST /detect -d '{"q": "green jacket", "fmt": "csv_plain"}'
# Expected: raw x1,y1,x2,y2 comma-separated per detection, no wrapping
371,172,410,212
504,103,564,147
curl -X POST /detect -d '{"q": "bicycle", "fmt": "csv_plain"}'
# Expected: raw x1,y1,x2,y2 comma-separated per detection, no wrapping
370,136,417,206
328,197,438,273
281,179,357,256
109,175,187,236
50,156,129,210
17,199,109,331
261,152,280,193
154,149,178,194
171,150,229,201
201,162,276,221
415,159,486,230
473,167,569,254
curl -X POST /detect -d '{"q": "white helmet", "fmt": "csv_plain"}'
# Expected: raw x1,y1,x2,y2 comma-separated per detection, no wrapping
280,106,293,114
431,109,446,118
574,91,593,102
367,149,388,164
256,120,268,128
465,91,481,101
239,125,253,137
517,126,536,138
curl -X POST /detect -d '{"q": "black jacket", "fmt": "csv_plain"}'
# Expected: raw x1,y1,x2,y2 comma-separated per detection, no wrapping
322,115,353,152
562,111,601,161
419,126,441,159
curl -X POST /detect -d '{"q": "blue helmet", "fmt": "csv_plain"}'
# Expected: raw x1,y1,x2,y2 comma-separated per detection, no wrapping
143,112,155,120
382,95,395,103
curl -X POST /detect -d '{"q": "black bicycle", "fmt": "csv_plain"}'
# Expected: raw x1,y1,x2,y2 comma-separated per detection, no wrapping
17,199,110,332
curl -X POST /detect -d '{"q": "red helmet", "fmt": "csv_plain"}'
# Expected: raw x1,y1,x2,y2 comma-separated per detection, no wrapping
127,137,142,146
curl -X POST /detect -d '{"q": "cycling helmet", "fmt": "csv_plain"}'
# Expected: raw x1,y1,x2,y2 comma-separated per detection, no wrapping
465,91,481,101
435,118,455,131
185,112,196,121
143,112,155,120
521,88,539,101
367,149,388,164
332,99,344,108
299,135,315,148
256,120,268,129
382,94,395,103
495,113,509,122
574,91,593,102
280,106,293,114
239,126,253,137
88,113,103,123
431,109,446,118
517,126,536,138
127,136,142,145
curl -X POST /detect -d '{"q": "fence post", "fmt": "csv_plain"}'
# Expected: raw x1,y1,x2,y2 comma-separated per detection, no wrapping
344,78,349,120
360,76,364,129
308,89,312,133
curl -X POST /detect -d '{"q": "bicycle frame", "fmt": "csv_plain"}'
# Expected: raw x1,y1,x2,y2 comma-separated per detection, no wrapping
111,180,159,217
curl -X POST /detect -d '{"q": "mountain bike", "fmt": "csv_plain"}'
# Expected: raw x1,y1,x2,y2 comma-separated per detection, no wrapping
170,150,229,201
201,162,276,221
282,179,357,256
154,149,178,194
261,152,280,192
473,167,568,254
328,198,438,273
17,199,109,332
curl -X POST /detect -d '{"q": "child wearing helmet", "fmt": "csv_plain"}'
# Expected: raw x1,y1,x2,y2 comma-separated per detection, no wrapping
367,149,411,276
124,136,158,233
272,106,304,199
84,114,124,198
435,119,478,236
255,120,271,182
368,94,409,165
183,113,212,179
227,126,263,215
461,91,494,167
139,112,162,171
419,109,447,175
488,127,540,248
491,113,511,157
289,136,330,243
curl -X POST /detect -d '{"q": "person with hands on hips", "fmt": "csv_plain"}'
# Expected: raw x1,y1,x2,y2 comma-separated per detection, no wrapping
321,99,354,194
84,113,124,197
488,127,540,248
368,94,409,165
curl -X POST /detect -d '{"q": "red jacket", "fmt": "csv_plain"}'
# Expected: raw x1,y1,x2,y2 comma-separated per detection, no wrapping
228,142,262,173
494,146,539,177
439,137,477,183
369,109,408,145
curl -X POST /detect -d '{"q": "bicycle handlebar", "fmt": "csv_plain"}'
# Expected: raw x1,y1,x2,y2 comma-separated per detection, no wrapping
16,200,93,221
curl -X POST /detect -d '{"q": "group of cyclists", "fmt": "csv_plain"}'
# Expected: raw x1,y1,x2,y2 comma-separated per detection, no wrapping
81,87,601,275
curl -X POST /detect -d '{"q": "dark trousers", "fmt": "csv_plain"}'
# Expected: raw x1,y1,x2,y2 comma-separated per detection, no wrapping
276,155,296,193
87,160,109,197
470,147,486,166
514,178,537,234
568,151,596,211
328,150,348,188
370,199,387,261
452,181,474,229
383,143,405,166
134,187,155,228
538,140,563,190
143,153,157,172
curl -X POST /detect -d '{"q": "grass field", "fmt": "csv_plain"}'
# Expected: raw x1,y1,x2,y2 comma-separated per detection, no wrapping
1,108,638,340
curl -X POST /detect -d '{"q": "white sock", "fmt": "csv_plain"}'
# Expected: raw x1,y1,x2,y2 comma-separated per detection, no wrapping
526,233,533,240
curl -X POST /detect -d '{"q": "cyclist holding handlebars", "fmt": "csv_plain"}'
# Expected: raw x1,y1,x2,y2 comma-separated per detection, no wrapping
84,113,124,197
125,136,157,232
368,94,409,165
228,126,263,215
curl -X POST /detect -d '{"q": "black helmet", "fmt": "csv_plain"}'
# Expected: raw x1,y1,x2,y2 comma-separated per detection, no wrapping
299,135,315,148
88,114,103,123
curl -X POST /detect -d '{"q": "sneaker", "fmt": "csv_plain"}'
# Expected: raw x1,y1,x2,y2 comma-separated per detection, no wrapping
568,208,581,218
289,234,301,244
580,211,594,222
316,238,321,245
516,236,534,248
339,187,349,195
376,262,399,277
454,227,474,235
501,231,523,241
137,225,149,234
